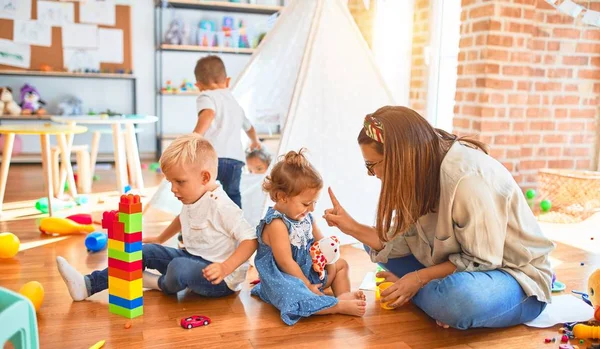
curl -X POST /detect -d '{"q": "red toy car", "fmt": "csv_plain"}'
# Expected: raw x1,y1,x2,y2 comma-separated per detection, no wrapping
180,315,211,329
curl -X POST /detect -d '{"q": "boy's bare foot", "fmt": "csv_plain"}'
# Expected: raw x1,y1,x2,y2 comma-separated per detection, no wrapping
436,320,450,328
338,290,366,301
337,300,367,317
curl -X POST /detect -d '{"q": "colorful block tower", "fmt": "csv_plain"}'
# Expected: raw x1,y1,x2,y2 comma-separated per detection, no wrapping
103,194,143,318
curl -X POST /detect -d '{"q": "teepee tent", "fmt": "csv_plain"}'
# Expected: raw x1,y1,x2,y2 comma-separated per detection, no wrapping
147,0,395,245
233,0,395,244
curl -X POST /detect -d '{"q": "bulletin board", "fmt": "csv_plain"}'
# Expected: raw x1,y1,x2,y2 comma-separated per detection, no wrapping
0,0,132,72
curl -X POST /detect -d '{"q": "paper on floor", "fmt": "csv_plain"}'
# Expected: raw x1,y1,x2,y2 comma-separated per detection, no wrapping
525,294,594,328
359,271,376,291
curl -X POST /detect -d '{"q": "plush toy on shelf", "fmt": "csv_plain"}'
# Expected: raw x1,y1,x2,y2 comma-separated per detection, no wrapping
164,18,189,45
0,87,22,116
198,20,216,47
20,84,46,116
222,16,234,47
58,96,83,116
238,19,250,48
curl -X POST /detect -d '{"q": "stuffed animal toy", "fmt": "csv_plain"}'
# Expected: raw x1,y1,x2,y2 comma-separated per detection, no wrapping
20,84,46,115
58,96,83,116
164,18,188,45
309,236,341,280
0,87,22,116
588,269,600,321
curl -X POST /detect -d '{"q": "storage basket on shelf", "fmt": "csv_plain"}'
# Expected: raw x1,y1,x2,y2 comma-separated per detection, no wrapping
537,168,600,223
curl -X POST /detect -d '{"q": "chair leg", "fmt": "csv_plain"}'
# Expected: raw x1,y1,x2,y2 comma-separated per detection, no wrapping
51,148,60,196
77,150,91,194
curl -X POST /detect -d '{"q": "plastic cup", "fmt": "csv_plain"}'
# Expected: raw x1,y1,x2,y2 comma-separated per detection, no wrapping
378,282,395,310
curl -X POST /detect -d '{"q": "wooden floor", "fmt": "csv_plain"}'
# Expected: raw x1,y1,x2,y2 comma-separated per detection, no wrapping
0,164,598,349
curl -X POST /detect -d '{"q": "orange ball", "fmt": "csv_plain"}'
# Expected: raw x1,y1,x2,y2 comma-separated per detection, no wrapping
124,322,132,329
19,281,44,312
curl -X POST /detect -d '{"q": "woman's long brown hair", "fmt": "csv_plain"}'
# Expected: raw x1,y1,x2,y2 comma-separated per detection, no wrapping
358,106,488,242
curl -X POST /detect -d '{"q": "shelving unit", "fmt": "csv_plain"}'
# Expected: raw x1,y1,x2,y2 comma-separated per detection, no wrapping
161,0,282,13
154,0,284,154
0,70,138,163
160,44,255,54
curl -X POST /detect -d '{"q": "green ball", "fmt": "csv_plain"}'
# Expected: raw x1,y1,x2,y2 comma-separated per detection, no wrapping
93,175,100,181
540,199,552,212
525,189,536,200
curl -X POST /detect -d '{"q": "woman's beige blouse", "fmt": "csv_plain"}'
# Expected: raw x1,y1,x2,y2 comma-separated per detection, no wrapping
370,142,554,303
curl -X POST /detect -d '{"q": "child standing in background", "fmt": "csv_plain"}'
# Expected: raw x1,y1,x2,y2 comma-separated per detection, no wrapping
193,55,261,208
251,149,366,325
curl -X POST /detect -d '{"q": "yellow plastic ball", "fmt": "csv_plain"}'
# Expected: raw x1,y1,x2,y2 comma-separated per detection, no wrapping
0,232,20,258
19,281,44,312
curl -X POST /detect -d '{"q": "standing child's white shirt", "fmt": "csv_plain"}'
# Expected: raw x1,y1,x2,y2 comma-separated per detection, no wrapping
179,185,257,291
196,88,252,163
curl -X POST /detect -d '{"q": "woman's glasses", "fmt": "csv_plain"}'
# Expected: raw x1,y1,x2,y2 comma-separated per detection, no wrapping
365,160,383,176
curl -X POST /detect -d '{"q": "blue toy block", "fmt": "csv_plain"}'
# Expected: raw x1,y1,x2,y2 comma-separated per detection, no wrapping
109,295,143,310
124,241,142,253
0,287,39,349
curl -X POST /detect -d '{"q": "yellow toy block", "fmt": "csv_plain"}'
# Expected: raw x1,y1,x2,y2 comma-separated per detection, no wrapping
108,276,142,300
108,239,125,251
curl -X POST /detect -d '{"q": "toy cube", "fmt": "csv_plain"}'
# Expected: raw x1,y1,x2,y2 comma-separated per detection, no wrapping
109,304,143,319
108,276,142,299
108,258,142,272
124,241,142,253
109,294,143,309
119,213,142,233
108,248,142,263
108,267,142,281
102,210,118,230
109,221,125,241
123,232,142,243
108,239,125,252
119,194,142,214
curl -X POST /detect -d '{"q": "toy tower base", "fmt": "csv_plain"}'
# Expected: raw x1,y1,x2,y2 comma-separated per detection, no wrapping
104,194,143,319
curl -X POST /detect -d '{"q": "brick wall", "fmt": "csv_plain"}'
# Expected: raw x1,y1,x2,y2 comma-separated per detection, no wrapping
409,0,430,116
348,0,377,48
453,0,600,187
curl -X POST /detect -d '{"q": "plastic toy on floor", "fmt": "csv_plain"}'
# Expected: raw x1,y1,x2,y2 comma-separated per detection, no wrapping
19,281,44,312
35,197,75,213
39,217,95,235
0,232,20,259
0,87,22,116
19,84,46,116
572,269,600,339
85,231,108,252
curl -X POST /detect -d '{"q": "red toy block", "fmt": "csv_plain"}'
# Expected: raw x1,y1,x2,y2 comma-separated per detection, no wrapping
108,258,142,272
119,194,142,214
109,267,143,281
109,221,125,241
123,231,142,243
102,210,118,230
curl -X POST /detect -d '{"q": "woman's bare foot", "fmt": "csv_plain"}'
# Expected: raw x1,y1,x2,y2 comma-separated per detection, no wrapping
337,290,366,301
337,300,367,317
436,320,450,329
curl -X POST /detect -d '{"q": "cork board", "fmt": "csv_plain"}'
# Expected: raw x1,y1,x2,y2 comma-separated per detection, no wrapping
0,1,132,72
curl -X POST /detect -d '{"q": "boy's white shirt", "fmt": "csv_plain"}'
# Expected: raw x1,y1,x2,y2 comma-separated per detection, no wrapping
196,88,252,162
179,185,257,291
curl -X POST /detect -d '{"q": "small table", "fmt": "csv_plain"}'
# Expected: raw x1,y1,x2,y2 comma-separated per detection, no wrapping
51,115,158,194
0,123,88,217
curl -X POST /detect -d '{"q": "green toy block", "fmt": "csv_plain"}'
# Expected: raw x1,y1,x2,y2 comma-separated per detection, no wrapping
108,248,142,263
109,304,143,319
118,212,142,233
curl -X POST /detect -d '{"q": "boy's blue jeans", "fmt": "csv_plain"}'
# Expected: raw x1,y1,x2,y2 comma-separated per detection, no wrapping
85,244,234,297
370,248,547,330
217,158,244,208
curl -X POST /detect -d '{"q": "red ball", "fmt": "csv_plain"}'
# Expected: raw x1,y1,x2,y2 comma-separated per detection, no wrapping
561,334,568,343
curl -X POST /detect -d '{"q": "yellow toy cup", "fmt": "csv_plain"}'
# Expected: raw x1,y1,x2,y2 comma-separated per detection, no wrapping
378,282,395,310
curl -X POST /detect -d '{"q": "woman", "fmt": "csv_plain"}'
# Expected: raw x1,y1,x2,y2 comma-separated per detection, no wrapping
323,106,553,330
